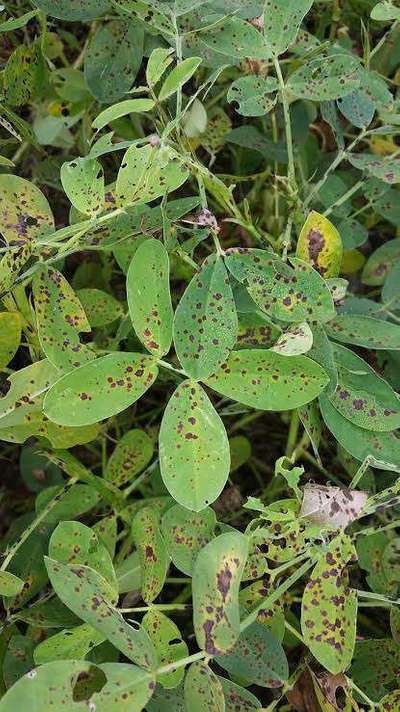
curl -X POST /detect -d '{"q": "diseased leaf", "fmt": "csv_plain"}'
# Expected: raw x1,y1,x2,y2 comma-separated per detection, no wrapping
227,76,278,117
60,157,105,217
337,89,375,128
216,621,289,687
76,289,124,328
131,506,169,604
161,504,216,575
0,175,54,245
33,266,94,371
205,349,329,411
127,238,173,357
301,533,357,674
192,531,248,655
379,690,400,711
142,610,188,689
219,677,260,711
382,260,400,310
348,153,400,184
43,352,158,426
296,211,343,278
350,639,400,702
0,312,21,371
84,21,144,103
270,322,313,356
263,0,314,55
33,624,105,664
159,380,230,511
45,557,156,669
146,47,175,88
202,17,271,59
116,144,189,208
32,0,110,20
105,429,153,487
325,314,400,350
300,484,367,528
184,662,225,712
0,571,24,597
288,54,361,101
174,254,238,379
298,400,322,460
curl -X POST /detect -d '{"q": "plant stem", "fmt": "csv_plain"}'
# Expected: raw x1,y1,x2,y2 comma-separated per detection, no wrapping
120,603,191,613
274,57,296,192
286,410,300,457
157,650,207,676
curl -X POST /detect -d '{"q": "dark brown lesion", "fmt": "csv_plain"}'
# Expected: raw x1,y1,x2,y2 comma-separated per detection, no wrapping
307,228,326,274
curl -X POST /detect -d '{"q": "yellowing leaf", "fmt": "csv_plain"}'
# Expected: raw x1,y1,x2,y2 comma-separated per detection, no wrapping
297,211,343,277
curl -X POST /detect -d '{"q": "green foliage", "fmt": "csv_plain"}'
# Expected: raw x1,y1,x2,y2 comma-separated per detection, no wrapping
0,0,399,707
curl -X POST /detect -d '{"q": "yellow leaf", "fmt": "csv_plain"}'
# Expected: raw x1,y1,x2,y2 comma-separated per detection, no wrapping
296,211,343,277
370,136,397,156
341,249,366,274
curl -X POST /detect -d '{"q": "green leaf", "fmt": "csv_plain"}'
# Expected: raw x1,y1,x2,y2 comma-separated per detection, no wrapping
0,359,60,430
43,352,158,426
0,175,54,244
237,312,281,349
0,571,24,597
34,624,105,664
131,506,169,604
225,249,335,323
205,349,329,411
227,75,278,117
32,0,110,20
296,211,343,278
116,144,189,208
174,254,238,379
142,610,188,689
301,533,357,673
382,260,400,309
127,238,173,357
348,153,400,184
159,380,230,511
45,557,157,669
325,314,400,350
159,57,202,101
192,531,248,655
270,322,313,356
4,42,44,107
0,9,38,32
298,400,322,460
76,289,124,328
263,0,314,55
0,312,21,371
0,660,155,711
92,99,155,131
288,54,361,101
327,343,400,431
350,639,400,702
202,17,271,59
219,677,260,711
229,435,252,471
378,691,400,711
105,429,153,487
84,21,144,103
184,662,225,711
371,1,400,21
362,238,400,286
161,504,216,575
216,621,288,687
60,157,105,217
49,521,117,594
320,393,400,470
33,266,94,371
146,47,175,88
337,89,375,129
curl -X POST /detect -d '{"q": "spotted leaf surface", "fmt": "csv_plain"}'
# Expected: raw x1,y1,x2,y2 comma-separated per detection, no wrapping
131,507,169,604
263,0,314,55
348,153,400,184
300,484,367,528
45,557,156,670
159,380,230,511
0,571,24,597
161,504,216,575
84,21,144,103
142,610,188,689
202,17,271,59
60,157,105,217
116,144,189,208
288,54,361,101
76,289,124,328
0,175,54,245
32,0,110,20
298,400,322,460
206,349,329,411
328,344,400,431
43,352,158,426
362,238,400,285
127,238,173,357
184,662,225,712
296,211,343,278
219,677,260,711
105,429,153,487
350,639,400,702
0,660,155,712
225,249,334,324
227,75,278,117
320,393,400,470
0,312,21,370
174,255,238,379
33,623,105,664
49,521,117,594
301,533,357,673
33,266,94,371
216,621,288,687
0,242,33,294
237,312,281,349
0,359,59,430
325,314,400,350
192,531,248,655
270,322,313,356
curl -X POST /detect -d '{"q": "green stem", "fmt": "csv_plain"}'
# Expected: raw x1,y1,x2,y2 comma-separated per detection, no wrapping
157,650,207,676
274,57,296,192
120,603,191,613
285,410,300,457
346,677,377,710
323,179,364,217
